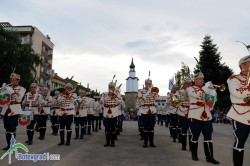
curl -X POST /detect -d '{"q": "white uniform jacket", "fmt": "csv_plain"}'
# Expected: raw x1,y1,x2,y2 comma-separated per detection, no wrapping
101,92,122,118
137,88,157,115
22,92,44,115
1,85,26,116
227,74,250,125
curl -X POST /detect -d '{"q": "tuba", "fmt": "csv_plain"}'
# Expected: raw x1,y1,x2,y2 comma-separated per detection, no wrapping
151,87,159,95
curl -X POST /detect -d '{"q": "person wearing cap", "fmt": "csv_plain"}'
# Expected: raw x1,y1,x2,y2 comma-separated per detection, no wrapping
175,78,192,150
137,78,159,148
84,91,95,135
186,72,219,164
22,83,43,145
57,83,77,146
50,90,61,136
36,87,52,140
74,89,88,139
1,73,26,150
227,55,250,166
100,81,122,147
167,85,179,142
93,96,102,132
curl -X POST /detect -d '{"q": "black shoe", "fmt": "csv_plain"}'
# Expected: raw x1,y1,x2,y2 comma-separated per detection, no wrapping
150,144,156,148
58,142,64,146
2,146,10,151
74,137,79,139
25,140,29,143
65,142,70,146
143,143,147,148
206,158,220,164
192,155,198,161
27,141,33,145
111,144,115,147
104,143,110,147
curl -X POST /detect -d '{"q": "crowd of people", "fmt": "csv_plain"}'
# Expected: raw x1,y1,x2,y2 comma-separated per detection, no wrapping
1,54,250,166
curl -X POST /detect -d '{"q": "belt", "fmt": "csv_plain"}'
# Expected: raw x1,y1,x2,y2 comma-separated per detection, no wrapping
10,102,21,105
104,104,117,108
52,107,60,109
61,108,74,111
190,102,205,107
142,104,154,107
233,103,250,106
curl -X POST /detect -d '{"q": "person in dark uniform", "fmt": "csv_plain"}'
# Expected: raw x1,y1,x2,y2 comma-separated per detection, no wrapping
187,72,219,164
1,73,26,150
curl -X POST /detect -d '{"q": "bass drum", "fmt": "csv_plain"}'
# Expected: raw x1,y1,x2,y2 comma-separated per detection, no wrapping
0,93,11,106
19,109,34,126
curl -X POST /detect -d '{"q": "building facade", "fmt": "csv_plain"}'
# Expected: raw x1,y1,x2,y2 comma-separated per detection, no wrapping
1,22,54,88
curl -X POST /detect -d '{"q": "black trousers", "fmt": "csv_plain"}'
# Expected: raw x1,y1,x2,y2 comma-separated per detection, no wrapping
27,115,38,130
233,120,250,150
87,114,93,127
190,118,213,142
59,115,73,130
50,115,59,126
103,117,117,133
179,116,190,135
3,115,19,133
75,116,87,127
141,114,156,132
170,113,178,129
37,115,48,128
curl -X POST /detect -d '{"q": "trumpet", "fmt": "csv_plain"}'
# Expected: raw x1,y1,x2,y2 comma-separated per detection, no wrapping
151,87,159,95
208,84,226,91
108,91,117,99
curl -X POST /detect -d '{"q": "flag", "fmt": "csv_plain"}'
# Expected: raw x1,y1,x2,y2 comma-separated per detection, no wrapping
168,76,174,90
205,94,215,108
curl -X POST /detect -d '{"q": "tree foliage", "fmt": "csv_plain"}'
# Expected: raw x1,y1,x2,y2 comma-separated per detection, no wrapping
194,35,233,112
175,62,193,87
0,27,41,90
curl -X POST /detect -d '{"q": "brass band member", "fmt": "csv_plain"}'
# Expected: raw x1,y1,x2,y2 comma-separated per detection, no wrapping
168,85,179,142
50,90,60,136
227,55,250,166
175,78,192,150
187,72,219,164
100,80,122,147
93,96,102,132
137,78,158,148
22,83,43,145
1,73,26,150
37,87,52,140
57,83,77,146
74,89,88,139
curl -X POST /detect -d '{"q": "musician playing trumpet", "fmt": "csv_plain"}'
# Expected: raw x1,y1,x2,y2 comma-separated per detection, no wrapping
186,71,219,164
1,73,26,150
175,78,192,150
100,80,122,147
57,83,77,146
227,55,250,166
22,83,43,145
137,78,159,148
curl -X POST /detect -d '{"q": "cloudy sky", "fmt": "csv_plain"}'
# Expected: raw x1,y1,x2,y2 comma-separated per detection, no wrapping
1,0,250,95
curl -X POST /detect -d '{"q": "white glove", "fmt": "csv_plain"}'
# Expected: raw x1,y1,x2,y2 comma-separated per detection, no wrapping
205,81,212,88
5,86,14,94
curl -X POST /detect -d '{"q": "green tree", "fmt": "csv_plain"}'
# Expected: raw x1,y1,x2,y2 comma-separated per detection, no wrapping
0,27,41,89
194,35,233,112
175,62,193,87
